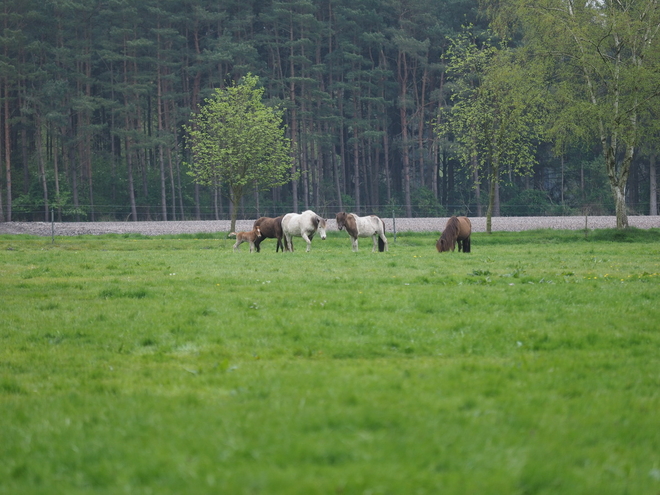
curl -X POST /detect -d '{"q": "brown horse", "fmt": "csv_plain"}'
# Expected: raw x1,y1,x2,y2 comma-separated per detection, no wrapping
253,216,285,252
436,216,471,253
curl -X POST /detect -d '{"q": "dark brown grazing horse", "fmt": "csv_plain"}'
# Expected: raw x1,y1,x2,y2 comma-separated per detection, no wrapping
253,216,285,252
436,216,471,253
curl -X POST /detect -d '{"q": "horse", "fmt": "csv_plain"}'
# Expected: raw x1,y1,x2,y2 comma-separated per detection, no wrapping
436,216,471,253
253,216,285,252
281,210,327,252
228,226,262,253
335,212,388,252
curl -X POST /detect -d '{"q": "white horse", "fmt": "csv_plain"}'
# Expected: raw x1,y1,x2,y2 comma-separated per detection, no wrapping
281,210,327,252
335,212,388,252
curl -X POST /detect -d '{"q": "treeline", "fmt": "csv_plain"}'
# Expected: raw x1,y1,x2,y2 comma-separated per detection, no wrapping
0,0,655,222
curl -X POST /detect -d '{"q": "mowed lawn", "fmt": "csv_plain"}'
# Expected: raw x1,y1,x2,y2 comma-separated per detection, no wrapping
1,229,659,494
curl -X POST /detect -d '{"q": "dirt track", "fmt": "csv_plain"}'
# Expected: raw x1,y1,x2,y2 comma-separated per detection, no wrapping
1,216,659,236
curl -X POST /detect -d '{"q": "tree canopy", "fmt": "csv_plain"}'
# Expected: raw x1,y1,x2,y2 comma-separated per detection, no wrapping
185,75,294,232
484,0,660,227
0,0,657,223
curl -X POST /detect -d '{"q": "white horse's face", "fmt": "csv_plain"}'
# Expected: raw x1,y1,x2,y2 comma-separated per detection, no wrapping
317,218,327,240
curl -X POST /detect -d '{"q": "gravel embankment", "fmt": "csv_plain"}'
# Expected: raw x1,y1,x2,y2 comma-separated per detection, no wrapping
1,216,658,236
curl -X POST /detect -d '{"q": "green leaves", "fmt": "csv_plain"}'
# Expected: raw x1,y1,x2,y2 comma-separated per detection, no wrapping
185,74,294,228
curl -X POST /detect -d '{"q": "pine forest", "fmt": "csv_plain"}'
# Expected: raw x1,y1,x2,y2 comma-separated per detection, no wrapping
0,0,658,222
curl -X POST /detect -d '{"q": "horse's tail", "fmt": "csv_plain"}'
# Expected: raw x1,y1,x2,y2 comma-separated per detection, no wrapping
378,218,386,252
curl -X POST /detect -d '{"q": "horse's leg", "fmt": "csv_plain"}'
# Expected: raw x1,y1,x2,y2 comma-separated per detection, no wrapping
285,233,293,252
458,239,463,252
380,232,388,252
463,236,471,253
352,236,359,252
371,234,378,253
302,232,312,252
249,241,255,253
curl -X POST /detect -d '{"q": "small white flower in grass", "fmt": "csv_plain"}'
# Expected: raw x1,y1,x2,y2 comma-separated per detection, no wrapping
517,341,523,347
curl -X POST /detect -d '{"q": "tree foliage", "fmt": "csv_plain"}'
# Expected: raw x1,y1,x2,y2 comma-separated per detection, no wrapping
185,75,294,231
0,0,657,223
439,30,547,231
485,0,660,227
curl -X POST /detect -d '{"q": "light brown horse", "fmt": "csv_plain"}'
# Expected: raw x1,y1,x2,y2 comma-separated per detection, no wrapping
436,216,471,253
229,226,262,253
253,216,284,252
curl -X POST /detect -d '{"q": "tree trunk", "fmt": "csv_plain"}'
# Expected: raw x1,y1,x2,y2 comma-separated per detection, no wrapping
398,49,412,217
125,140,138,222
650,154,657,215
486,164,499,234
353,125,360,214
604,144,632,228
4,78,12,222
35,115,49,221
473,157,481,217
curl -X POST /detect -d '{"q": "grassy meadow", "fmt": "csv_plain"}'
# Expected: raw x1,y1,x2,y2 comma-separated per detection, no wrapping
1,228,660,494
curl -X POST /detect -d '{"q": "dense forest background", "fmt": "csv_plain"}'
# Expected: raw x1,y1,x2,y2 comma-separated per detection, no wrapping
0,0,657,222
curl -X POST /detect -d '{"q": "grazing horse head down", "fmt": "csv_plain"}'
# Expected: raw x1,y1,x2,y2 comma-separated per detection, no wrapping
436,216,471,253
253,216,285,252
281,210,327,252
336,212,388,252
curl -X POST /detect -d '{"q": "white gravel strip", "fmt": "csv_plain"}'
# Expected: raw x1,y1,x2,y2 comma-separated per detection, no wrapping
1,216,658,236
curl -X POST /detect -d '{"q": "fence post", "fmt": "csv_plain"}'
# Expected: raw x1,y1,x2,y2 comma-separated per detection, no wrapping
392,209,397,243
51,208,55,244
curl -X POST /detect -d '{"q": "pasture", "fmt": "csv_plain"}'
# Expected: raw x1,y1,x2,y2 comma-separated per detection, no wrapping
1,228,659,494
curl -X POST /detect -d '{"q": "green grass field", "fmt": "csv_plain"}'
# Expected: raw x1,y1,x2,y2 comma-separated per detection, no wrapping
1,229,659,494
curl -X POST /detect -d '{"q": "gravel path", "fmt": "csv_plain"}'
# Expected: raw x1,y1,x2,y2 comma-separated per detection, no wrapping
1,216,659,236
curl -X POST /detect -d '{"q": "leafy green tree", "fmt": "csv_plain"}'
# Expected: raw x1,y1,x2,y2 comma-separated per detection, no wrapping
185,74,294,232
487,0,660,228
439,31,547,232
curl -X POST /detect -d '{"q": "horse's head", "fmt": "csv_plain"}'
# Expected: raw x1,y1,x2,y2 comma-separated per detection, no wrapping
255,226,262,238
316,216,327,240
335,212,347,230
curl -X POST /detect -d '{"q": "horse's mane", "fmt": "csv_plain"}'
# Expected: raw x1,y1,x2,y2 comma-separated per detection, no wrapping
437,216,460,252
336,212,357,237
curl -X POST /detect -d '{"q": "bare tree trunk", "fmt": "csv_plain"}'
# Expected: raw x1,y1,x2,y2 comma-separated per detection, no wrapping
125,138,138,222
605,144,632,228
473,155,481,217
35,115,49,221
353,124,360,214
650,154,657,215
53,127,62,221
332,140,343,211
4,79,12,222
383,130,391,203
399,51,412,218
486,163,499,234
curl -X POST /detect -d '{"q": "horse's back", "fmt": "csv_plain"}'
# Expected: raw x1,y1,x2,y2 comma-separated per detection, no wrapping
457,216,471,239
354,214,383,236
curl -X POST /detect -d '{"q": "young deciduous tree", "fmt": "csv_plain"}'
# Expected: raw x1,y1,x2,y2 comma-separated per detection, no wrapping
185,74,295,232
487,0,660,228
439,32,547,232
